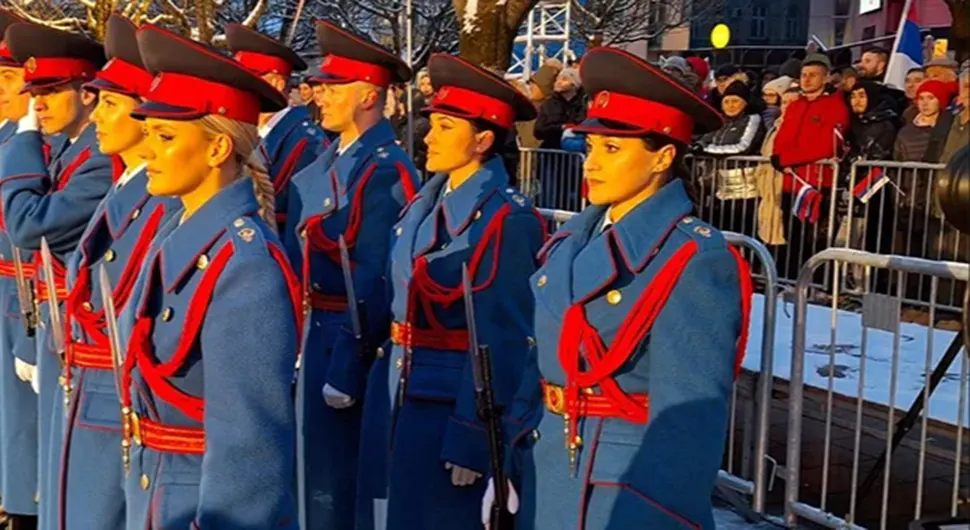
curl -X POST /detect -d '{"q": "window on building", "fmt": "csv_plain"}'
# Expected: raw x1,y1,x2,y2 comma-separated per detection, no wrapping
785,4,800,41
751,6,767,39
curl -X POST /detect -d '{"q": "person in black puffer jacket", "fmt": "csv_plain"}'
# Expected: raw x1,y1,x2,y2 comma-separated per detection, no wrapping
848,81,899,160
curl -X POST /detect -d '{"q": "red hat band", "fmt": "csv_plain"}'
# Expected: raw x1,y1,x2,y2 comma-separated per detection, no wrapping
146,72,261,124
319,54,391,87
587,90,694,144
234,50,293,79
23,57,98,83
430,85,515,129
0,42,16,64
96,58,154,98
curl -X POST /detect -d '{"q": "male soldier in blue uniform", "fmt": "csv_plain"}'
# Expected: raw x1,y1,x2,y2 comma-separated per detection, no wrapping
226,24,326,235
373,53,546,530
492,47,753,530
0,9,38,530
57,15,180,530
0,23,112,530
285,21,419,530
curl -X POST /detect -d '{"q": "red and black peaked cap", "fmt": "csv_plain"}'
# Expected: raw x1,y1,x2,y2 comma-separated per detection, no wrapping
226,23,307,79
132,24,287,126
313,21,411,87
573,47,723,144
423,53,536,130
84,14,153,98
0,9,25,67
4,22,105,91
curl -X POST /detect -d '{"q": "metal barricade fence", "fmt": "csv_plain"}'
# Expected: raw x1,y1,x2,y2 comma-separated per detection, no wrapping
685,155,840,291
844,160,969,311
784,249,970,529
518,148,586,212
538,208,779,514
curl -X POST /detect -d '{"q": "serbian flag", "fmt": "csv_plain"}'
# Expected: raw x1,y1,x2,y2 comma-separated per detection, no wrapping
792,180,823,225
852,167,890,204
884,0,922,91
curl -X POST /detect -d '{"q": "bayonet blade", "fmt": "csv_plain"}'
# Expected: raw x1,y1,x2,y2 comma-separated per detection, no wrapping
338,235,361,339
40,237,65,359
11,247,36,336
462,264,484,393
98,265,125,405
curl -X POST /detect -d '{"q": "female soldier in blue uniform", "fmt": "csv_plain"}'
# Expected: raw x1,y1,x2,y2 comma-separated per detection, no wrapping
495,47,753,530
226,24,326,235
0,23,112,530
115,24,300,530
56,15,180,530
374,53,546,530
0,10,38,528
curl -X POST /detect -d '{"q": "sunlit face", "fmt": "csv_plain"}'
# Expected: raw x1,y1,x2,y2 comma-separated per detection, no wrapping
800,65,827,94
583,135,673,206
904,70,925,99
423,113,493,174
90,91,143,155
418,75,434,97
849,88,868,114
139,118,226,197
31,84,89,135
926,65,957,82
762,91,780,107
917,92,941,117
0,66,29,121
781,91,800,113
721,95,746,118
298,82,313,103
320,81,380,133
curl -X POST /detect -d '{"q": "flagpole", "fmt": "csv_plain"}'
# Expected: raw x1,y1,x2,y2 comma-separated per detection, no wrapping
883,0,914,85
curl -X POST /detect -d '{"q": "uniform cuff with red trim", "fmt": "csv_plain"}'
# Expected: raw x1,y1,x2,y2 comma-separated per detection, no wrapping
440,415,489,476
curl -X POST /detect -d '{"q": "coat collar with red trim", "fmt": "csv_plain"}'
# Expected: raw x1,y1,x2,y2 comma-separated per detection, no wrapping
158,177,260,291
540,179,695,307
426,156,508,237
49,123,98,178
260,105,313,163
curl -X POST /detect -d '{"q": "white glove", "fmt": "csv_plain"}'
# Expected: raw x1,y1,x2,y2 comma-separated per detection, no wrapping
445,462,481,486
14,358,36,384
17,97,38,133
481,477,520,527
322,383,355,409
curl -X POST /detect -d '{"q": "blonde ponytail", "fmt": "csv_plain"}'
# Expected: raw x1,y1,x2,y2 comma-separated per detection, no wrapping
198,115,278,231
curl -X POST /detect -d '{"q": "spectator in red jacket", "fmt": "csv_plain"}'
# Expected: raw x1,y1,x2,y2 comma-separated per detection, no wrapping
771,53,850,193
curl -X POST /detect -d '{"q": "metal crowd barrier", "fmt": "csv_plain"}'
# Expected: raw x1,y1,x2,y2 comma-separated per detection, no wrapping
784,248,970,529
517,148,586,212
685,155,840,291
843,160,969,311
538,208,779,514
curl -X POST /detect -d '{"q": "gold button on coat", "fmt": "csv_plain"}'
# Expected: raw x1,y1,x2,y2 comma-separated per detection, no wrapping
376,347,385,360
537,275,547,287
82,301,93,312
104,249,116,262
395,357,403,369
606,290,622,305
197,254,209,270
131,208,141,220
161,307,174,322
140,474,150,490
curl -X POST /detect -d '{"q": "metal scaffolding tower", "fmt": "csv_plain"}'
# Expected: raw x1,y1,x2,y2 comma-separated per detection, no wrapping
508,0,574,79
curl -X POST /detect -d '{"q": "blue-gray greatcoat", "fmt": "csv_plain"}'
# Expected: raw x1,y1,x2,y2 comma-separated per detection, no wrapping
285,118,418,530
375,157,545,530
57,166,179,530
0,123,115,529
506,179,751,530
118,177,300,529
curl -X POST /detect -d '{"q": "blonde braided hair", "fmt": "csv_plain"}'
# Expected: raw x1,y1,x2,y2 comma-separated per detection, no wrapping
198,115,277,231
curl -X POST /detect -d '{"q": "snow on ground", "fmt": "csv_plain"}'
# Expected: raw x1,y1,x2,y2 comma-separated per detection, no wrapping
742,293,967,427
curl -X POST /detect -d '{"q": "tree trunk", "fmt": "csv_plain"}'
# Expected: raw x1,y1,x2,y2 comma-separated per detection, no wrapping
452,0,538,71
948,0,970,63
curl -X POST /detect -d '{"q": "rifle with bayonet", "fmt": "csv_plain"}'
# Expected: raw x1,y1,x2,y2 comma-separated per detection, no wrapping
339,235,370,358
11,246,38,337
462,264,514,530
99,264,132,475
40,238,69,405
